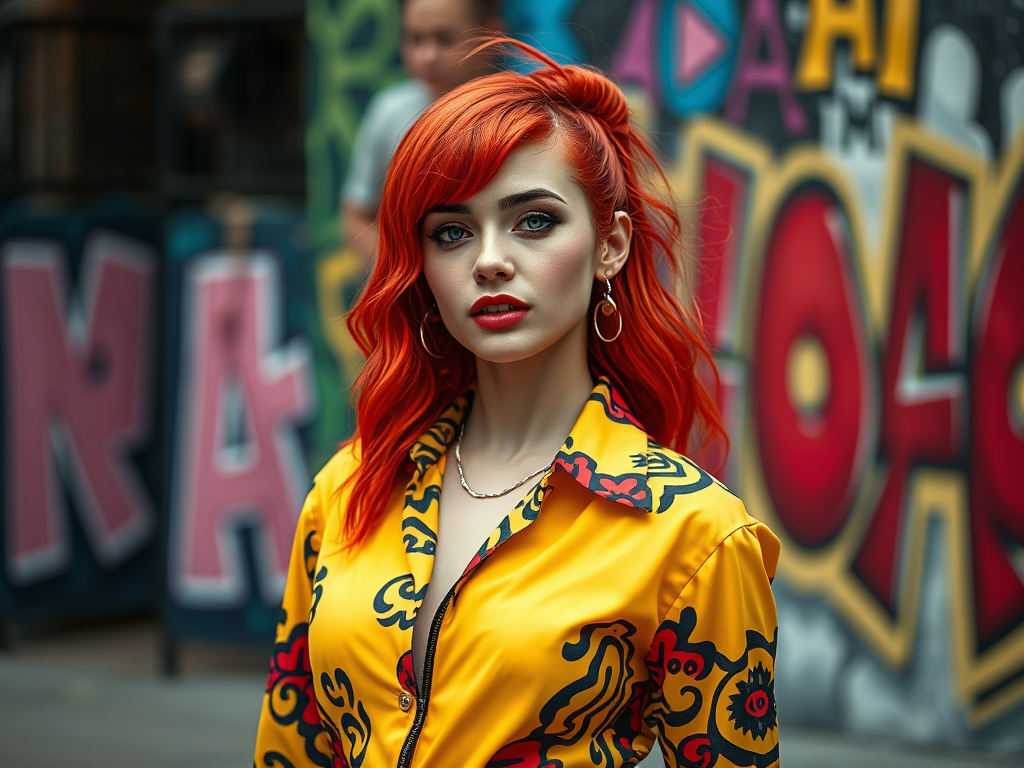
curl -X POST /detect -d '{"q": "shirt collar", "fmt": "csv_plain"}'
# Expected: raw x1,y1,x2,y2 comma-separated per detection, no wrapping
407,377,656,512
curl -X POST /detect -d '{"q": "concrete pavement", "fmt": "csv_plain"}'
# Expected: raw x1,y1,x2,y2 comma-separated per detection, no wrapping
0,620,1019,768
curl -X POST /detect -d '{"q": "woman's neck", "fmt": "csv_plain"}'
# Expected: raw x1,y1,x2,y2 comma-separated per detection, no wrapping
465,322,593,463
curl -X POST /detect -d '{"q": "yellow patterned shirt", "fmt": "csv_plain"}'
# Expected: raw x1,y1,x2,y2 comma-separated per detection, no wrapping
254,378,781,768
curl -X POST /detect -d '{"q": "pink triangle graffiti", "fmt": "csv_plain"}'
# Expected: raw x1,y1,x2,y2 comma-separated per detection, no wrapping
611,0,657,97
678,2,727,84
612,0,729,99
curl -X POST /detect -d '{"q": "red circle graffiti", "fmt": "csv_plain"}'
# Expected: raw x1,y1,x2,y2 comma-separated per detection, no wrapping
752,188,870,547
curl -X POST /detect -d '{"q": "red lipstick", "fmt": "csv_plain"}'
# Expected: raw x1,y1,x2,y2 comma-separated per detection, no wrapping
470,294,530,330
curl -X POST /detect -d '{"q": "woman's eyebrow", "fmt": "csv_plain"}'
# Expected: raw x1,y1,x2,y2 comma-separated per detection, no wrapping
425,202,471,215
498,188,567,210
424,189,567,217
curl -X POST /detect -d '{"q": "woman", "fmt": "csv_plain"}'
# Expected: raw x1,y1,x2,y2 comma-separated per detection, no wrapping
254,38,780,768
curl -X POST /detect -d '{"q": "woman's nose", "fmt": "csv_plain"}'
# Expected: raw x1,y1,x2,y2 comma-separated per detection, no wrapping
472,235,515,283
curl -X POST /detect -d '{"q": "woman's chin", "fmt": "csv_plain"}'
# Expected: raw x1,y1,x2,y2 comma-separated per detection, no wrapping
449,315,588,368
458,335,550,366
470,345,543,366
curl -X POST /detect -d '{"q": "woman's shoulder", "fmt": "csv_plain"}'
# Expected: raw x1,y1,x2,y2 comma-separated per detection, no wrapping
301,441,363,521
312,440,362,487
643,439,774,551
640,439,780,586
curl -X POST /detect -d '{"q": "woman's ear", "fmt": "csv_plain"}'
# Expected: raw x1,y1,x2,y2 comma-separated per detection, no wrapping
596,211,633,279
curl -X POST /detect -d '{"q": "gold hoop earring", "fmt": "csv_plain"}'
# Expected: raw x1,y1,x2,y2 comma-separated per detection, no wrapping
419,308,448,359
593,273,623,343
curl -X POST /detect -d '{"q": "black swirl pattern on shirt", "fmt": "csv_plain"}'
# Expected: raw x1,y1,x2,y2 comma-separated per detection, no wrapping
303,530,319,585
372,573,426,631
320,666,371,768
309,565,327,625
486,620,644,768
402,516,437,555
587,379,645,430
644,443,718,511
263,618,331,768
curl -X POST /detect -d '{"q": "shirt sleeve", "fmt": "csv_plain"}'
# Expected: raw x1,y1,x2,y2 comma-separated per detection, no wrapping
253,480,332,768
643,522,781,768
341,95,389,214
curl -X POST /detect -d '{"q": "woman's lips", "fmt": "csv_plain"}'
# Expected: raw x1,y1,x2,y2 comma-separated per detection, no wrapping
472,307,529,330
470,295,530,330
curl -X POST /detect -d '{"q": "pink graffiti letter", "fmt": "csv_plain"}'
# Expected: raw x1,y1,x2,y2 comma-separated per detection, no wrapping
3,232,156,583
612,0,658,98
725,0,807,134
171,253,311,607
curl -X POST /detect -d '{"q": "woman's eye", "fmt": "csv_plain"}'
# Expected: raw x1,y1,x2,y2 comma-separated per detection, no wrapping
443,226,467,242
516,212,558,233
427,223,472,248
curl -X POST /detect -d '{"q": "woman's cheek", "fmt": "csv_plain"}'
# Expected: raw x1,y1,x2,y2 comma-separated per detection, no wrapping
536,240,596,325
423,258,463,324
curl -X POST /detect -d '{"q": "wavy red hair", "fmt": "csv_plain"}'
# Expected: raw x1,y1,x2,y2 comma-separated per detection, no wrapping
342,37,725,545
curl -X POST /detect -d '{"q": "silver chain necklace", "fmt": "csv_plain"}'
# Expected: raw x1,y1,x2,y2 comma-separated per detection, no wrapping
455,423,551,499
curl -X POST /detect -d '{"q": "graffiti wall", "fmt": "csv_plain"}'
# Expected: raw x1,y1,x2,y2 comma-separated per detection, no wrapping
163,206,314,645
307,0,1024,748
1,0,1018,746
305,0,405,469
0,199,315,649
0,204,160,629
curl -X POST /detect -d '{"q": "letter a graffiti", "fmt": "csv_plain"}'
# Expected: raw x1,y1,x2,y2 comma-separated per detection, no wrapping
171,253,312,607
3,232,156,583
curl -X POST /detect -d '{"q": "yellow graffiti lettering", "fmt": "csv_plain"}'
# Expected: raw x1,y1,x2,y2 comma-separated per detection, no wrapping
877,0,921,97
316,245,366,383
796,0,877,91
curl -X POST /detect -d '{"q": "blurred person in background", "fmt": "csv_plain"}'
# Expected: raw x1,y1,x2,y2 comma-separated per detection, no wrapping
341,0,503,262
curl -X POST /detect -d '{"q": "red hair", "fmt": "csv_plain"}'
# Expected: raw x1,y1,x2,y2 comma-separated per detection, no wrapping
342,37,725,545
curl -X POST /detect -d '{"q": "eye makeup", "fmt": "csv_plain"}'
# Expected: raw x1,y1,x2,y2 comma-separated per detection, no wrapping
425,222,473,249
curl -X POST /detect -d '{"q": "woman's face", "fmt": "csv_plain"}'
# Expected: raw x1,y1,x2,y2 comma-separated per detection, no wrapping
421,138,630,365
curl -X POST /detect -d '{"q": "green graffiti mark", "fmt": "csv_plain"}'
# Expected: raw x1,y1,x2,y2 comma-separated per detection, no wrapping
306,0,403,251
305,0,403,463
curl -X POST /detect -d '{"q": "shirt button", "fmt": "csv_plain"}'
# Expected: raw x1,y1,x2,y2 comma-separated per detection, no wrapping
398,691,413,712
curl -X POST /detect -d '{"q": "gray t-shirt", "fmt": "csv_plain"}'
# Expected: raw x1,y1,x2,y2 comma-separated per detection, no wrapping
342,79,435,213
